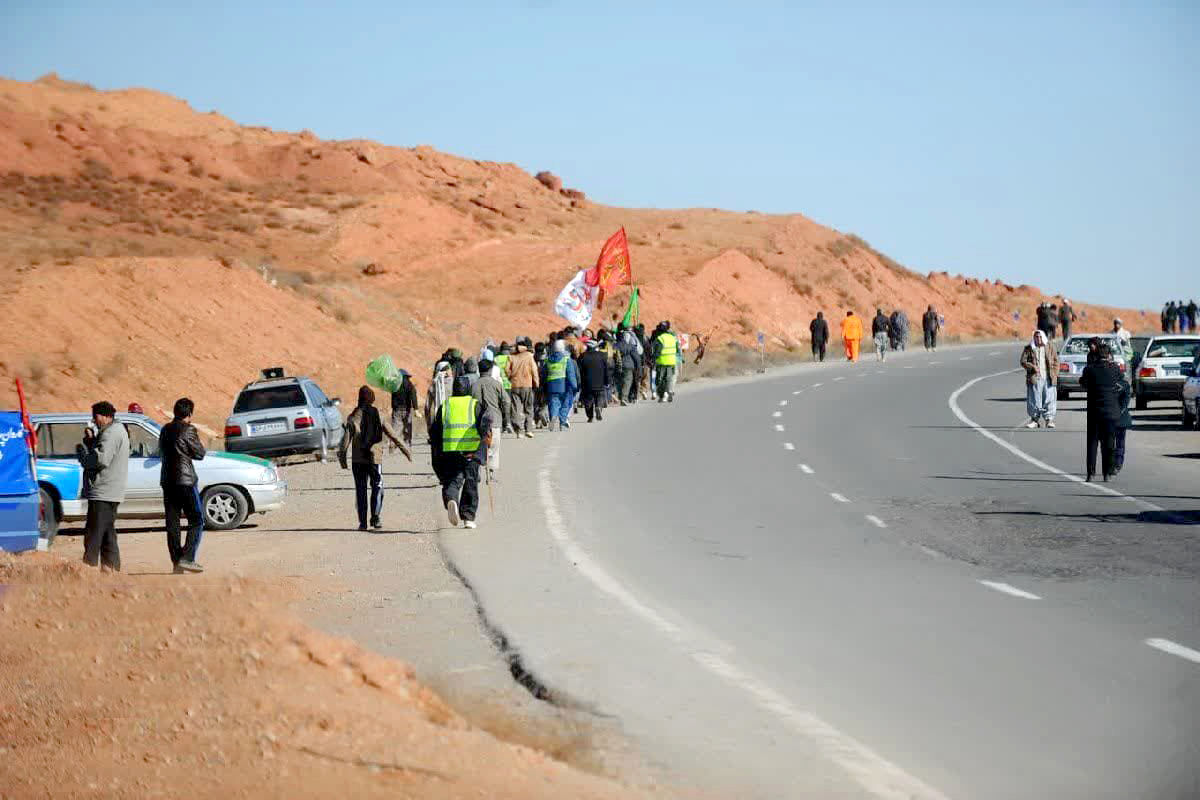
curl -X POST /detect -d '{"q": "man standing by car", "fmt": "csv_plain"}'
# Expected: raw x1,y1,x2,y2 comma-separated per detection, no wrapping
76,401,129,572
1020,330,1059,428
159,397,207,573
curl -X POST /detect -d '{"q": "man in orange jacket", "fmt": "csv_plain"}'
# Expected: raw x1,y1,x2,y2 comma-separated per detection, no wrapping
841,310,863,362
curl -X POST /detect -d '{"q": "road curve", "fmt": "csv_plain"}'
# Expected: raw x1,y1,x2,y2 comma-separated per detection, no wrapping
441,345,1200,799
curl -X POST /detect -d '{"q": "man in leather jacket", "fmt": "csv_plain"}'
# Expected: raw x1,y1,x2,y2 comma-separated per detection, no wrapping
158,397,207,573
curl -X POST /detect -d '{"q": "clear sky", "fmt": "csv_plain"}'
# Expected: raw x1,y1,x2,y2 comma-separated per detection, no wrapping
3,1,1196,308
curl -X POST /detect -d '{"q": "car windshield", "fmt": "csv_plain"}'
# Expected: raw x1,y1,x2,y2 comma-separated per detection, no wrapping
1146,339,1200,359
234,385,306,412
1061,338,1102,356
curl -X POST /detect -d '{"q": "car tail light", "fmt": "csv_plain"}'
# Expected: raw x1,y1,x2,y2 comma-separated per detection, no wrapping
1059,363,1070,372
224,425,241,437
294,416,314,429
1139,367,1156,378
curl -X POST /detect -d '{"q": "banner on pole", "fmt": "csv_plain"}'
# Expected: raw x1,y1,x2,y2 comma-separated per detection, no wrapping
554,269,599,329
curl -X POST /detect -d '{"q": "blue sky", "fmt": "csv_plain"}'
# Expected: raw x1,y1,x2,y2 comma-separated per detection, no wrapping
3,1,1196,308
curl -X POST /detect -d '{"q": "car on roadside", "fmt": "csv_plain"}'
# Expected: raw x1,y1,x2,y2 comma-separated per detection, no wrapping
1181,351,1200,430
33,412,287,544
1056,334,1133,400
1131,335,1200,409
224,370,343,461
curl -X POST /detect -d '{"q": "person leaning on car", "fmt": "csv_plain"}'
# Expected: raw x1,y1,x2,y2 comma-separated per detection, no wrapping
76,400,129,572
159,397,207,574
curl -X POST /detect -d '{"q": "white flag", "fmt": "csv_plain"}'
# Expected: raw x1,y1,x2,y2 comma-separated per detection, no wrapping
553,269,598,329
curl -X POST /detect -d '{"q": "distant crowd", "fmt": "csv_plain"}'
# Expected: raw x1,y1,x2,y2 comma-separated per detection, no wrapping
808,305,944,362
1161,300,1199,334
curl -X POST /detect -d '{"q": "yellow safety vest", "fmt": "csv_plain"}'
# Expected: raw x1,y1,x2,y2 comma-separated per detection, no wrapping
547,357,567,381
442,396,481,452
494,354,511,389
656,332,678,366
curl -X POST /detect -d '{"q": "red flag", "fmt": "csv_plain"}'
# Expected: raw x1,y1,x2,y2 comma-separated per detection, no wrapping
586,228,633,293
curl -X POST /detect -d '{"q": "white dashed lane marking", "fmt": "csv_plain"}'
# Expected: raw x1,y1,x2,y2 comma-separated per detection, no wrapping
834,376,845,382
774,424,785,432
792,390,803,395
783,442,795,451
960,356,972,361
865,515,887,528
779,400,788,407
799,464,815,474
812,382,823,388
772,411,782,418
1145,638,1200,665
979,580,1041,600
989,351,1001,356
830,493,850,503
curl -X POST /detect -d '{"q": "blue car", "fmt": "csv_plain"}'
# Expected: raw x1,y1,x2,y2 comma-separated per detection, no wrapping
0,410,40,553
33,412,287,544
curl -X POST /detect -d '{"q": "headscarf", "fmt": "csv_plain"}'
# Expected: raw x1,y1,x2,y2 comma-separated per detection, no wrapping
1030,330,1048,380
356,385,382,446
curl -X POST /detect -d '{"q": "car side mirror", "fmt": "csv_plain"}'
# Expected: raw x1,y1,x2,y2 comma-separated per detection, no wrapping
330,397,341,407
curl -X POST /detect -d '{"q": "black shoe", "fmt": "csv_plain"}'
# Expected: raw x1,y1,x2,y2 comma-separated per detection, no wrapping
370,517,382,530
1086,474,1094,483
357,522,368,531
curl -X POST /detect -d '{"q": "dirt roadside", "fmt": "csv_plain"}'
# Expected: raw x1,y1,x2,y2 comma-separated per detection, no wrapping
0,437,668,798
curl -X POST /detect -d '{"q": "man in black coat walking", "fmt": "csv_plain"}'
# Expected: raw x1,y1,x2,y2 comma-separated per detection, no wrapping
158,397,207,573
1079,342,1130,482
578,340,611,422
809,312,829,362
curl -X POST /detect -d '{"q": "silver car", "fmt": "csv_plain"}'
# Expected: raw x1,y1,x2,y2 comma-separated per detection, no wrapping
224,372,344,460
1056,334,1133,400
33,412,287,540
1132,335,1200,409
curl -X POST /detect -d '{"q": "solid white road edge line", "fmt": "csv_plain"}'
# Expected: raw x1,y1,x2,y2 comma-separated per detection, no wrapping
865,515,887,528
947,370,1165,512
979,580,1041,600
831,492,850,503
799,464,815,474
538,443,950,800
1145,638,1200,665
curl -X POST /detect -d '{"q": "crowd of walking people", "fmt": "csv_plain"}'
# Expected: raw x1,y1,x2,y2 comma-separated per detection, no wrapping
808,305,941,362
372,320,694,530
1161,300,1199,333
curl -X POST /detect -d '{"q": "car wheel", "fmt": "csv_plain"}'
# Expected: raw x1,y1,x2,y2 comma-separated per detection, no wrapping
202,485,249,530
39,487,59,546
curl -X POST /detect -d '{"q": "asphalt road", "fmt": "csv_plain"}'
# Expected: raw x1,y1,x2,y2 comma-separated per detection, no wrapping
442,344,1200,799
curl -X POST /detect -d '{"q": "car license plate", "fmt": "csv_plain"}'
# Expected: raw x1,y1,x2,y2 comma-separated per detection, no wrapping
1165,368,1179,376
253,421,287,434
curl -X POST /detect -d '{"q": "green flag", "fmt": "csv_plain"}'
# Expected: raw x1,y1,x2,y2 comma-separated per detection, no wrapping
621,286,639,327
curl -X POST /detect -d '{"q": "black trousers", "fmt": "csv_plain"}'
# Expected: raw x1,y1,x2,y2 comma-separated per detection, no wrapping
584,389,606,421
442,454,480,521
352,462,383,526
1086,415,1118,477
812,341,826,361
1114,426,1128,470
164,484,204,564
83,499,120,570
924,330,938,350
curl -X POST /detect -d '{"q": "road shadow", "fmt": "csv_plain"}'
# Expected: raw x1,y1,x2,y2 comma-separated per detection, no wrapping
59,523,261,535
910,425,1017,432
975,509,1200,525
296,484,439,493
266,527,434,535
985,397,1027,403
930,474,1077,484
1163,453,1200,460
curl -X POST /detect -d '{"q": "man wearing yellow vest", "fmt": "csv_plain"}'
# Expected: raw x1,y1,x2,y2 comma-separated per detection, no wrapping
652,321,679,403
430,377,492,529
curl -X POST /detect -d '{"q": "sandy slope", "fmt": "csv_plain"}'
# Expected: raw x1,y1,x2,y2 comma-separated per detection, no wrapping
0,73,1147,431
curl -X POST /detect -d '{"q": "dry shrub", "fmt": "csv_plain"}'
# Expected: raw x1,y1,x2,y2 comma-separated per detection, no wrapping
667,221,685,230
333,305,352,324
187,164,205,178
26,357,47,385
98,353,126,383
